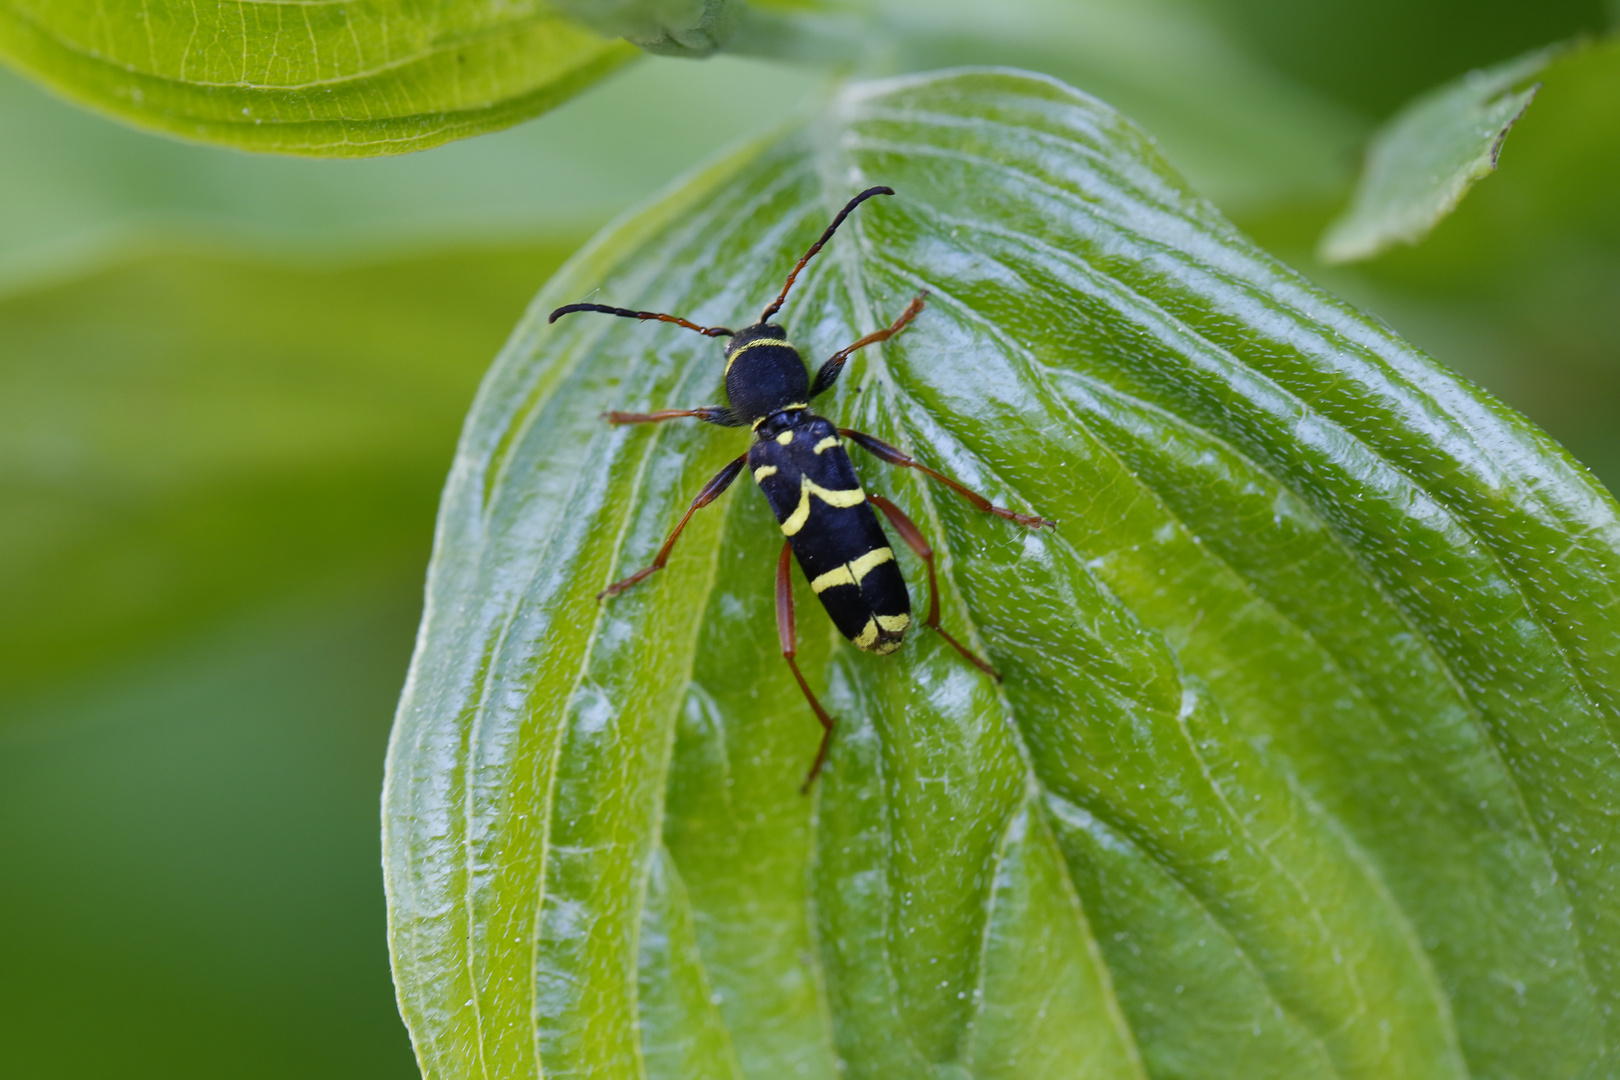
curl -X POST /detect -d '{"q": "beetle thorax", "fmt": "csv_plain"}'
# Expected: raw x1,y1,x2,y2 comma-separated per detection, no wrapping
723,322,810,426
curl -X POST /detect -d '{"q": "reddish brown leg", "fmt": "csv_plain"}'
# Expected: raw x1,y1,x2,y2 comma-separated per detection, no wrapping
605,406,739,427
808,292,930,398
843,429,1056,529
869,495,1000,681
778,540,838,794
598,455,747,600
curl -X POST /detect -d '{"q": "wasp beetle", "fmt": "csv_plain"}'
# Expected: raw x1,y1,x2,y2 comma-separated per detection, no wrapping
550,187,1054,790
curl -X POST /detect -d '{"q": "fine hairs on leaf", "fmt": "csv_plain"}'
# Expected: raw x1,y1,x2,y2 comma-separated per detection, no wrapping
383,68,1620,1080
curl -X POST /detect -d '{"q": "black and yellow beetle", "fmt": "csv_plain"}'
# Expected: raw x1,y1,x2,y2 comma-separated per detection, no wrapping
550,187,1053,789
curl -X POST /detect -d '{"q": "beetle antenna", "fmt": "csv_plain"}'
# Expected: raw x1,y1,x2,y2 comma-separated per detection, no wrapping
759,186,893,323
548,303,734,338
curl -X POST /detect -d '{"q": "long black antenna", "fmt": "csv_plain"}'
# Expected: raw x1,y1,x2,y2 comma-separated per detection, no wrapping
758,186,893,323
548,303,734,338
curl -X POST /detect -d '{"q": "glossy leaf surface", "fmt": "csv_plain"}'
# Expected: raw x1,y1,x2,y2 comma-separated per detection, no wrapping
0,0,635,156
384,68,1620,1078
1319,45,1559,263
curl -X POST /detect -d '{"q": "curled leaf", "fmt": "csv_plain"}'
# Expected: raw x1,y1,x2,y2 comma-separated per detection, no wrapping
385,68,1620,1078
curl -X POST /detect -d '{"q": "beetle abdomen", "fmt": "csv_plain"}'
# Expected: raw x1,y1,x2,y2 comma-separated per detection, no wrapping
749,414,912,654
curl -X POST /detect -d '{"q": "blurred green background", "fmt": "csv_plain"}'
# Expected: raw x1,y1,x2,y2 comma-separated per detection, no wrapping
0,1,1615,1075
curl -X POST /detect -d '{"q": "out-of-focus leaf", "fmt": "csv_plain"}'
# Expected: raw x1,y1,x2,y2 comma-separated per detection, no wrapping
1320,45,1562,264
384,68,1620,1079
0,57,824,292
1276,37,1620,489
0,0,637,156
0,239,575,700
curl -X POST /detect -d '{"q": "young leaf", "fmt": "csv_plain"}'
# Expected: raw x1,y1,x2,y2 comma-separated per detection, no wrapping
384,68,1620,1079
0,0,637,156
1319,44,1563,263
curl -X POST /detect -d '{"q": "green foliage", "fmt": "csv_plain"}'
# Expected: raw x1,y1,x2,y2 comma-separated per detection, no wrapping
384,69,1620,1079
0,243,575,698
0,0,636,156
0,55,821,288
0,56,825,297
1320,45,1561,263
3,1,1619,1077
1305,35,1620,488
0,240,567,1076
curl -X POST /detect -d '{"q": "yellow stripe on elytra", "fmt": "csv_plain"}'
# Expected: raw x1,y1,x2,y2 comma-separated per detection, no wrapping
853,611,909,653
849,546,894,581
810,565,855,593
753,465,777,482
813,435,840,454
809,546,893,594
776,430,793,445
725,338,790,374
780,476,867,536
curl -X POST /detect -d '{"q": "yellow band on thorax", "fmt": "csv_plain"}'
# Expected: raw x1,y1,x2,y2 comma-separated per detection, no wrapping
725,338,790,375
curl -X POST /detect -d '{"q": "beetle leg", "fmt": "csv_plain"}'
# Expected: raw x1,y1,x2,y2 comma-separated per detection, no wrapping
605,406,741,427
598,454,747,600
777,539,839,793
809,292,929,398
869,495,999,681
843,430,1055,528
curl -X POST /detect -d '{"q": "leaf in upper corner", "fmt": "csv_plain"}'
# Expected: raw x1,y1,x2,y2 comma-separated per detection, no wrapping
1314,36,1620,491
384,68,1620,1080
0,0,637,156
1319,43,1567,263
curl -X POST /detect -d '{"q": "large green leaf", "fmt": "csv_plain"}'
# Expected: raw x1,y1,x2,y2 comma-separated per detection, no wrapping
0,0,636,156
1319,45,1561,264
384,68,1620,1078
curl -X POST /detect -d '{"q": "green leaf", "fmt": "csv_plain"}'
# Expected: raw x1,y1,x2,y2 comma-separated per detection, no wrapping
0,0,637,156
384,68,1620,1078
1290,36,1620,492
1319,44,1563,264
